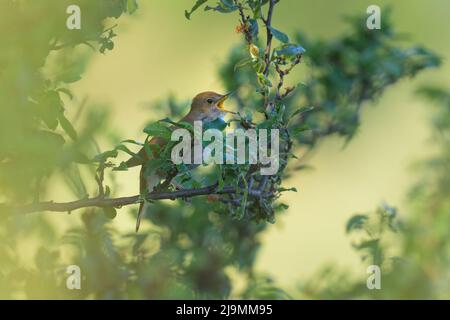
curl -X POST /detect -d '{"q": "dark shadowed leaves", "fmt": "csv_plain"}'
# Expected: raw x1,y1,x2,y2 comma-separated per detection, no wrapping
205,0,238,13
269,26,289,43
346,214,369,234
143,122,172,140
248,19,259,38
275,44,306,57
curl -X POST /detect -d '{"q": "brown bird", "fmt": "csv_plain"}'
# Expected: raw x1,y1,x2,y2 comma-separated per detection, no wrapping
126,91,233,231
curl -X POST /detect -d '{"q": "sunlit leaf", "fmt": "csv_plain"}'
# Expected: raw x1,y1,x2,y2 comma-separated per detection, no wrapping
185,0,209,19
58,113,77,141
127,0,138,14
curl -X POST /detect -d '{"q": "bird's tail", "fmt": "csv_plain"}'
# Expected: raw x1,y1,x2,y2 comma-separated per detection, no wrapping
135,167,161,232
135,201,149,232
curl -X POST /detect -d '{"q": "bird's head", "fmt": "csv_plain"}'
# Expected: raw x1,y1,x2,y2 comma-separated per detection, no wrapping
188,91,233,122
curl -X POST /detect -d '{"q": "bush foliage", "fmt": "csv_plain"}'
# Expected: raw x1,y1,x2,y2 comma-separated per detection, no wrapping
0,0,445,299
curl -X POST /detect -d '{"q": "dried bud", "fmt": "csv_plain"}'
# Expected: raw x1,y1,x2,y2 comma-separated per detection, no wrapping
249,44,259,60
235,23,246,34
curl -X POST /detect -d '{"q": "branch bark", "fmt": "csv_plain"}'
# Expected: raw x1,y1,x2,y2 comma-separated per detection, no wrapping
263,0,276,77
1,184,268,215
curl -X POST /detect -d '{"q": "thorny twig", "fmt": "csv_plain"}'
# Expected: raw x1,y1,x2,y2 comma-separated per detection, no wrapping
1,183,274,215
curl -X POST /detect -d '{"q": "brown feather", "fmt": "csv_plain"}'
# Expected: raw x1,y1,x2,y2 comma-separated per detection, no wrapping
131,91,230,232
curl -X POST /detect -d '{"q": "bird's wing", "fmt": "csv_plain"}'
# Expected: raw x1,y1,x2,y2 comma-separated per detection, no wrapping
127,108,198,168
125,136,168,168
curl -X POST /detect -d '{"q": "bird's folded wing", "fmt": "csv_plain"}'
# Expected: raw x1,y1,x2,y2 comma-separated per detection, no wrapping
125,136,168,168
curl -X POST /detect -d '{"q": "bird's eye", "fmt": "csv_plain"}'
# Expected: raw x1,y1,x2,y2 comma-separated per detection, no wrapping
206,98,214,104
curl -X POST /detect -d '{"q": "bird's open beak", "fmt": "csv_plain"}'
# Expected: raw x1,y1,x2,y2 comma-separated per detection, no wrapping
217,92,235,114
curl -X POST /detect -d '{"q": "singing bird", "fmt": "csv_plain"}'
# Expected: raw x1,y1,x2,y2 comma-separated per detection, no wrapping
126,91,233,231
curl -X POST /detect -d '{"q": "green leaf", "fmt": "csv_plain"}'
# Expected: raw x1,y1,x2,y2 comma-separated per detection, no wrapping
103,207,117,220
100,40,114,54
248,0,269,17
143,122,172,139
277,203,289,210
289,106,315,121
113,161,129,171
144,138,161,157
159,118,193,131
234,58,253,71
257,72,272,88
277,187,297,192
346,214,369,234
185,0,208,19
127,0,138,14
248,19,259,38
39,131,66,146
120,139,144,146
257,117,277,129
72,151,91,164
145,158,167,176
219,0,235,8
289,125,309,136
275,44,306,57
205,0,238,13
93,149,118,162
238,175,249,219
115,144,138,158
58,67,83,83
191,179,202,188
352,239,382,264
268,26,289,43
38,91,62,130
42,114,59,131
56,88,73,100
58,113,77,141
104,186,111,197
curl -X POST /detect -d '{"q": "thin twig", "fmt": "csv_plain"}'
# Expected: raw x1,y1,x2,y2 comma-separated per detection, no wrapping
275,55,302,100
263,0,276,77
235,1,252,43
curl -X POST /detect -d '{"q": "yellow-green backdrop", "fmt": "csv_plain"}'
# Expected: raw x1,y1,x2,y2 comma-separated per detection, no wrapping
51,0,450,292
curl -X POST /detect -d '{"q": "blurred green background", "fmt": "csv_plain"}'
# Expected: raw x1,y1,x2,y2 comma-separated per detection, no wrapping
0,0,449,299
72,0,449,287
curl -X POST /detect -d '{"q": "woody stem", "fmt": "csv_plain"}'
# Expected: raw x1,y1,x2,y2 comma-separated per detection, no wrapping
1,184,271,215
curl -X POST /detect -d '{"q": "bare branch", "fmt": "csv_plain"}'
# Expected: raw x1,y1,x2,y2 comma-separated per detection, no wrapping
263,0,276,77
1,184,270,215
275,54,302,100
235,1,252,43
